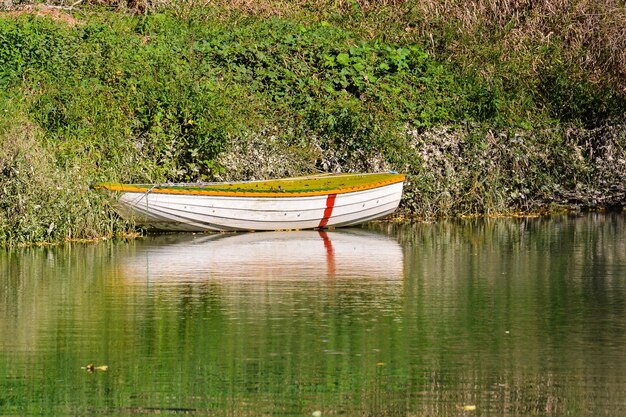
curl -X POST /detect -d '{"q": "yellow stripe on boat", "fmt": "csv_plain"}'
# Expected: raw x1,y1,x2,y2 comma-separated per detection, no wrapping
96,172,405,198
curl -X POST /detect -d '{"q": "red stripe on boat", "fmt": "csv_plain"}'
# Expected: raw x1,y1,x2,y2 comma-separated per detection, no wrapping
318,194,337,228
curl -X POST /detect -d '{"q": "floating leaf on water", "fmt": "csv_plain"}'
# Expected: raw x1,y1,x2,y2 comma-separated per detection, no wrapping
81,364,108,373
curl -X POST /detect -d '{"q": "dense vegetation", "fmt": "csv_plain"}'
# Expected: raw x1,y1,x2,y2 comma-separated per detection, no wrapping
1,1,625,245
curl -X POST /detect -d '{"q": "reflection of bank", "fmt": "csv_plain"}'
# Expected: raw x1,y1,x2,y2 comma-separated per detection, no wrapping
122,229,403,282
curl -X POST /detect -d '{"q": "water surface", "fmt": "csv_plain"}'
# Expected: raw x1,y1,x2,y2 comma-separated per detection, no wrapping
1,214,625,416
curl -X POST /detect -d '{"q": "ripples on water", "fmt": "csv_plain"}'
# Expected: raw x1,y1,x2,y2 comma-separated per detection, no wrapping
1,213,625,416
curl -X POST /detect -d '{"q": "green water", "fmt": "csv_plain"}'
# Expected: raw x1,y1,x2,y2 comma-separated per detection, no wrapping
1,214,625,416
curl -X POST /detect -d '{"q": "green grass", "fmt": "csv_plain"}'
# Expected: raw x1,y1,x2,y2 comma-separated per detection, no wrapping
0,3,625,245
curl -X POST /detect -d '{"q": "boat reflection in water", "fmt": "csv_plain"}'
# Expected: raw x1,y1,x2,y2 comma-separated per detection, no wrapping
121,229,403,282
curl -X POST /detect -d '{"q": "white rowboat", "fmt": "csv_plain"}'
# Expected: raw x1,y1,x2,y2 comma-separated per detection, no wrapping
96,172,405,232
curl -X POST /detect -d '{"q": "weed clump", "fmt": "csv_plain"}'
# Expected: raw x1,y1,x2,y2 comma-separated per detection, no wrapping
0,110,125,245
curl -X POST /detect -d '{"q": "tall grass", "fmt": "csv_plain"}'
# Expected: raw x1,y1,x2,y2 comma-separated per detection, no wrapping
0,97,127,244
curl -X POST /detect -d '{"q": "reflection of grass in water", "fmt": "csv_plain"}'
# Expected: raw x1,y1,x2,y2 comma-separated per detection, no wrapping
2,217,626,415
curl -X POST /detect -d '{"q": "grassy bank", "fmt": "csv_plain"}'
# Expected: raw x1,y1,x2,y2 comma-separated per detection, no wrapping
1,1,625,245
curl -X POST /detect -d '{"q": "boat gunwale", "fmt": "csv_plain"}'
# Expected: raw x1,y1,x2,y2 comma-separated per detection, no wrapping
96,173,405,198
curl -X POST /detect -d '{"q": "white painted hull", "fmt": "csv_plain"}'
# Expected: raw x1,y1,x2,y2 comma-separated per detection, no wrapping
117,181,403,231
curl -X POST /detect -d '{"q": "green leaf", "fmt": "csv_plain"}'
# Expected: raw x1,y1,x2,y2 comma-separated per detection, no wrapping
353,62,365,72
336,53,350,66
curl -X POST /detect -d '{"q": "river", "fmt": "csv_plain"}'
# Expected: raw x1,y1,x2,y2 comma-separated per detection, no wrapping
1,213,625,416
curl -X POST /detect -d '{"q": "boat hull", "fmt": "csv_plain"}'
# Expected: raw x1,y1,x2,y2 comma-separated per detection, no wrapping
116,181,404,232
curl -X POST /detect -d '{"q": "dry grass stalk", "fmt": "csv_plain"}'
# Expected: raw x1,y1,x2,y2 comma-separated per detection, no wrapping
414,0,626,89
1,3,81,24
